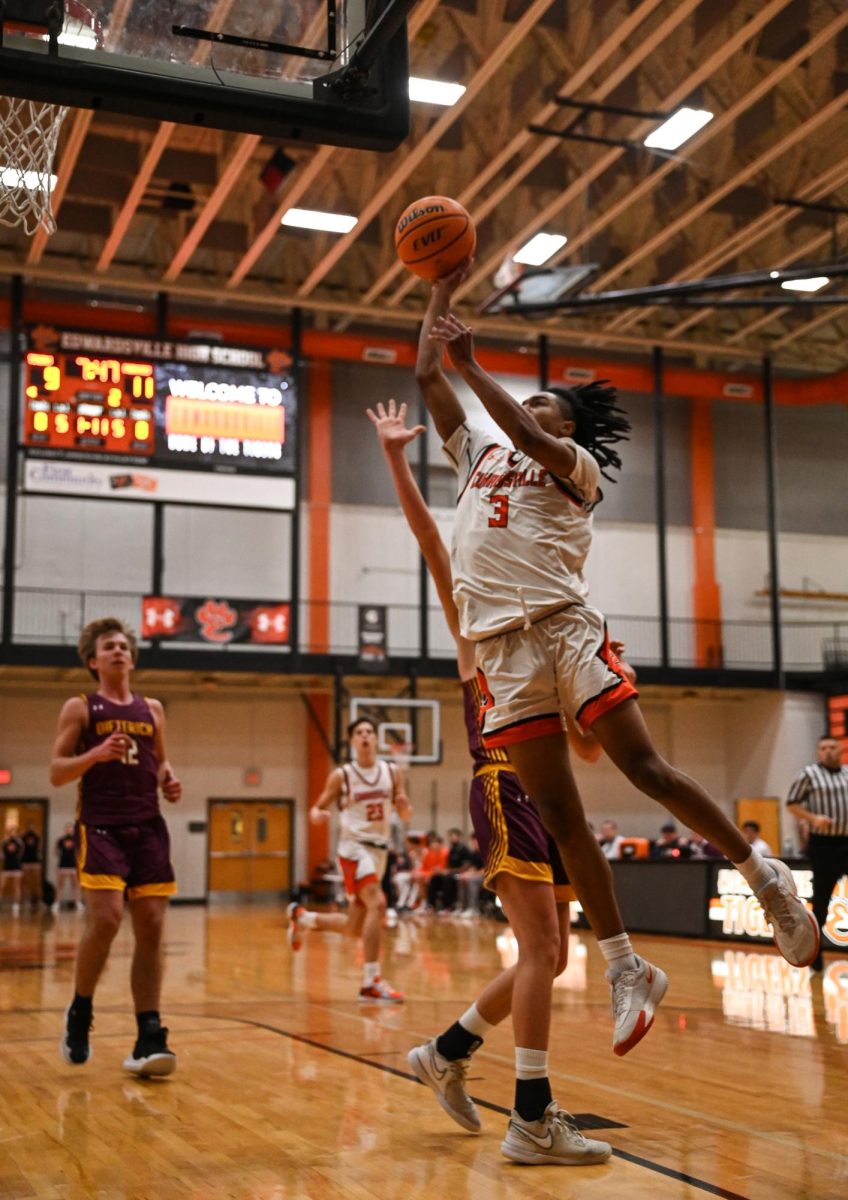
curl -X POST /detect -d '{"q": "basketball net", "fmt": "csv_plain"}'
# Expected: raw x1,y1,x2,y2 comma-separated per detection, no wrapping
0,2,102,236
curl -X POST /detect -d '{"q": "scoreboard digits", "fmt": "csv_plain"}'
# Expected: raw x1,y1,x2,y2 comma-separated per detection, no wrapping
22,343,294,475
25,352,156,456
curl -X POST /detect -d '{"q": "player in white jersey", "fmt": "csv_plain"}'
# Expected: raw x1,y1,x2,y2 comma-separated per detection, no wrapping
287,717,411,1002
417,261,819,994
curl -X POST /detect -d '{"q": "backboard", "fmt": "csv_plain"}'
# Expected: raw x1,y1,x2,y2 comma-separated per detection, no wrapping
0,0,410,149
479,264,600,317
348,697,441,765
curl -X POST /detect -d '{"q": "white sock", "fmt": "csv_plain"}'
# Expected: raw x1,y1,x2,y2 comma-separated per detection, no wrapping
734,848,775,893
363,961,380,986
299,910,318,930
458,1002,496,1039
515,1046,548,1080
599,932,639,976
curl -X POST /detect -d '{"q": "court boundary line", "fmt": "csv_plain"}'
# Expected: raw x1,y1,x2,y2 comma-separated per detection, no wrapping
224,1013,753,1200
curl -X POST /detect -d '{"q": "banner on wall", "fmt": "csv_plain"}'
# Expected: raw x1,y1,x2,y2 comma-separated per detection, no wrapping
142,596,290,645
23,458,295,510
358,605,388,672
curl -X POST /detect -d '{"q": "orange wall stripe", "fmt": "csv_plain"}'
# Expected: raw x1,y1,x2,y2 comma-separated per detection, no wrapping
306,696,332,872
4,296,848,403
305,359,333,872
690,396,723,668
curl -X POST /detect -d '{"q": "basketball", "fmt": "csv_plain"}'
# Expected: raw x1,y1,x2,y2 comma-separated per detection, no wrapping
395,195,476,280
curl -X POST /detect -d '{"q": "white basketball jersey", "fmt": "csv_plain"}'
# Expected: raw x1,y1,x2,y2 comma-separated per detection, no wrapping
337,759,396,848
443,422,601,641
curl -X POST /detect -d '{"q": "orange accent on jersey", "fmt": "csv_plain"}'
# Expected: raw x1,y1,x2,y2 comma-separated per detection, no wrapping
577,679,637,732
339,856,378,897
482,714,563,748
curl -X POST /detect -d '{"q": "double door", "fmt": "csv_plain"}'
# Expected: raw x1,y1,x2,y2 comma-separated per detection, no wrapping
208,800,292,897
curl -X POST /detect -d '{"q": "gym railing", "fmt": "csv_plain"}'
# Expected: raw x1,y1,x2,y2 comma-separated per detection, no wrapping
5,587,848,676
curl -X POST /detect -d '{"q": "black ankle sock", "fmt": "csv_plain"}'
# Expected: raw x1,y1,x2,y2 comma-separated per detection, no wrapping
515,1077,553,1122
71,993,93,1016
436,1021,483,1061
136,1010,161,1035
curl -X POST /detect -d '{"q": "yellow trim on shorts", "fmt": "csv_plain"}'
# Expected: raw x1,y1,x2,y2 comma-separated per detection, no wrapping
489,856,554,888
127,882,177,900
473,762,515,778
77,823,87,871
80,871,126,891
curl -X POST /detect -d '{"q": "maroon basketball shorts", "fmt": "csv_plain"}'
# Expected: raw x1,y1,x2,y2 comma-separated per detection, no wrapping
76,815,177,899
469,765,573,901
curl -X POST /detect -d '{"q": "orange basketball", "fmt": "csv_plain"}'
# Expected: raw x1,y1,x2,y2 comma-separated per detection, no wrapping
394,195,476,280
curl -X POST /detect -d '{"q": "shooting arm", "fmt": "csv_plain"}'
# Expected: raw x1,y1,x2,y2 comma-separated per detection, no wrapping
416,280,466,443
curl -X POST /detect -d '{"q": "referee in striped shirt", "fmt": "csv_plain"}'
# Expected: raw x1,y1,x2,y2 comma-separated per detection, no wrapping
787,735,848,971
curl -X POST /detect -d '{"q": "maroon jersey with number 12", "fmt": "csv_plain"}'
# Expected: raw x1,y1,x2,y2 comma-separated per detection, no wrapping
78,693,160,825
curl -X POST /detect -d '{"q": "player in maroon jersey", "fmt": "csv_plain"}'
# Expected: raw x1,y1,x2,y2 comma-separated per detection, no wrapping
50,617,182,1076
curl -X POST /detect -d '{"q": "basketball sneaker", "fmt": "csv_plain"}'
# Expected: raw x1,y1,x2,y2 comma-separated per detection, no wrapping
60,1003,92,1066
407,1039,481,1133
756,858,820,968
606,956,668,1056
123,1024,176,1077
358,976,404,1003
501,1101,612,1166
287,901,304,951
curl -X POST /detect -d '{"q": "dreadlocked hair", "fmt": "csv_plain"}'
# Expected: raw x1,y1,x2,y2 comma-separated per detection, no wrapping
547,381,630,482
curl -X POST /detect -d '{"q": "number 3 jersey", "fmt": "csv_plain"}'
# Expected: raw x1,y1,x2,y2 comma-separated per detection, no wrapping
78,693,161,825
443,422,602,642
336,760,397,852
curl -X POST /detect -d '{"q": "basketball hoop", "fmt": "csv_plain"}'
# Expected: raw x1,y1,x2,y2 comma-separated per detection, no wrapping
0,1,102,236
386,742,414,773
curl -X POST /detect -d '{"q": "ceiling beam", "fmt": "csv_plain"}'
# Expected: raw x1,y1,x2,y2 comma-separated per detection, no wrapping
453,0,796,305
371,0,671,308
293,0,560,299
225,0,442,289
95,0,238,273
0,253,807,367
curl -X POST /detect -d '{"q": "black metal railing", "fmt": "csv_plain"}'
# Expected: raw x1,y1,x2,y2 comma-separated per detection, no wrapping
5,587,848,676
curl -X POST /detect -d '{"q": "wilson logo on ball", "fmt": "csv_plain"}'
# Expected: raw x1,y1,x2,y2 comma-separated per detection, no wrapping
395,195,476,280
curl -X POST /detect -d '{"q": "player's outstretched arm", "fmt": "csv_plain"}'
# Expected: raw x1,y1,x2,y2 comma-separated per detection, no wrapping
430,313,578,480
416,263,471,443
367,399,476,680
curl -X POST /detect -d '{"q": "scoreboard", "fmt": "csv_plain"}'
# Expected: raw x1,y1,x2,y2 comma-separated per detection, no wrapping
22,330,297,477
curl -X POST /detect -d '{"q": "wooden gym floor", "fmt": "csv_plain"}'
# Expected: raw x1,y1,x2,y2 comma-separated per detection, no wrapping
0,903,846,1200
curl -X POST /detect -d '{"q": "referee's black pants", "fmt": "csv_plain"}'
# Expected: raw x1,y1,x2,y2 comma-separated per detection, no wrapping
807,833,848,944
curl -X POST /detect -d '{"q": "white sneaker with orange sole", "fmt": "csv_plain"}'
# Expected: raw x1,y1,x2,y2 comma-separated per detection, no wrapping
606,956,668,1056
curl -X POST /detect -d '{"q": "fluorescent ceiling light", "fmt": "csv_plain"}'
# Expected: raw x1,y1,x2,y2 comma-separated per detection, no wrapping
409,77,466,106
780,276,830,293
281,208,357,234
0,168,56,192
513,232,568,266
644,107,714,151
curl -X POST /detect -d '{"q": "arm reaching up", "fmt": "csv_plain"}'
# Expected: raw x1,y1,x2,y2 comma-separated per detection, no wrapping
367,399,476,680
428,312,580,479
415,261,472,443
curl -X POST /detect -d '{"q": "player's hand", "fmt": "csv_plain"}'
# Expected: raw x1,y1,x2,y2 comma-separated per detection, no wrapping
92,732,130,763
366,399,425,452
811,813,835,832
160,770,182,804
432,257,474,297
429,313,475,368
310,806,330,825
610,639,626,657
394,794,412,820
